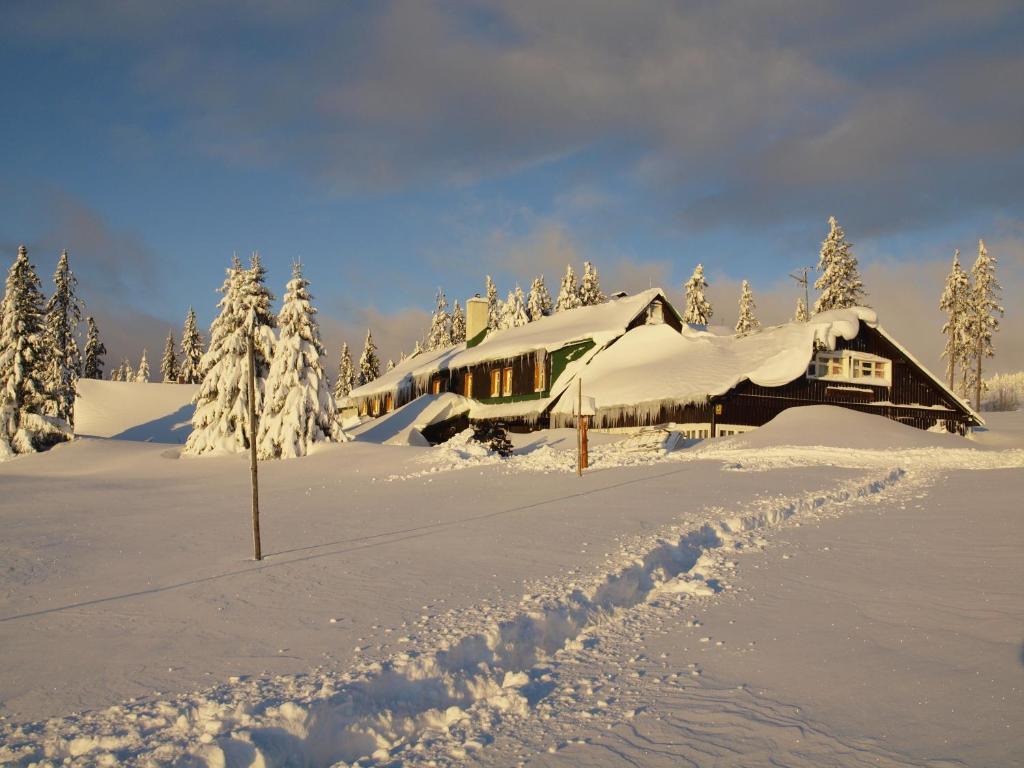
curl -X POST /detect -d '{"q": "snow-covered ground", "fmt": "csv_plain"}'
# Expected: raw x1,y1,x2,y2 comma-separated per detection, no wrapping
1,407,1022,766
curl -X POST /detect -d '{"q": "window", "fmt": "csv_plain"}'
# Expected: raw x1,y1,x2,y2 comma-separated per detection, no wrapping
533,360,546,391
385,393,394,412
359,400,367,416
463,371,474,397
490,369,501,397
431,378,441,395
808,351,891,386
371,398,381,416
502,366,513,396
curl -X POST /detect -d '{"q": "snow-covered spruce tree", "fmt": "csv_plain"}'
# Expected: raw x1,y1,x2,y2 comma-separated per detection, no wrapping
110,364,122,382
136,350,150,383
358,329,380,386
123,358,135,382
682,264,713,325
485,275,501,330
386,359,395,371
794,297,809,323
257,263,335,459
527,275,552,321
178,306,204,384
334,341,354,399
964,239,1003,410
555,264,581,312
939,249,971,390
185,255,276,455
82,316,106,379
735,280,760,335
427,289,452,350
451,300,466,343
813,216,866,313
499,286,529,329
579,261,606,306
0,246,70,455
43,249,83,425
412,339,424,357
161,331,179,383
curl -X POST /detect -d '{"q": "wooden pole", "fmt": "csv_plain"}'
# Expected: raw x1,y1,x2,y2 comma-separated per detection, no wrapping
248,333,262,561
577,378,583,477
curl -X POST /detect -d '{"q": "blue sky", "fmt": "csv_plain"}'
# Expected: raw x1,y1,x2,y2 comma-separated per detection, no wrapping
1,1,1022,372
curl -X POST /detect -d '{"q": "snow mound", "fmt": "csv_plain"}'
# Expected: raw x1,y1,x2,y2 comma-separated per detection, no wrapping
350,393,471,446
713,405,971,451
74,379,199,443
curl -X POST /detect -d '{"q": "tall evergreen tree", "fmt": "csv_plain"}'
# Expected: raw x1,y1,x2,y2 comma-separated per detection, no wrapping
136,349,150,383
161,330,179,383
964,239,1003,410
43,249,83,425
1,246,69,455
451,300,466,343
527,275,552,321
186,254,276,455
499,286,529,329
814,216,866,313
735,280,760,335
257,263,335,459
555,264,581,312
485,275,501,330
334,341,354,399
358,329,380,386
426,289,453,350
579,261,606,306
178,306,204,384
939,249,971,390
682,264,713,325
82,316,106,380
794,297,809,323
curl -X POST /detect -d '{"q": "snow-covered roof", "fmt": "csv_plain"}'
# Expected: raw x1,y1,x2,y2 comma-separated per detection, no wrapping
549,307,981,425
349,288,668,400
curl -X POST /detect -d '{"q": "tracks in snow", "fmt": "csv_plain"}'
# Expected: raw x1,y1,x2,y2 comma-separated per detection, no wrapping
0,467,915,767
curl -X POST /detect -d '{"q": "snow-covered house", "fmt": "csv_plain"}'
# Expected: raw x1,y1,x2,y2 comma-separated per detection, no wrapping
346,291,981,440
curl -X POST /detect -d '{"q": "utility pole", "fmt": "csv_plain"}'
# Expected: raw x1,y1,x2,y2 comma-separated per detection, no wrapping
790,267,811,318
577,378,583,477
247,333,262,561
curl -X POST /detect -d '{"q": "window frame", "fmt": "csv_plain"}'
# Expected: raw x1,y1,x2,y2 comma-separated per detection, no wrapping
807,350,891,386
502,366,513,396
463,371,474,398
490,369,501,397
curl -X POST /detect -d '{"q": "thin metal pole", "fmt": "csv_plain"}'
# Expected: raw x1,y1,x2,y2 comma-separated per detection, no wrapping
248,333,261,561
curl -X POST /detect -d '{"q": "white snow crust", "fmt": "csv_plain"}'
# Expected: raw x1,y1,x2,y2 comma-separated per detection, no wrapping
74,379,198,442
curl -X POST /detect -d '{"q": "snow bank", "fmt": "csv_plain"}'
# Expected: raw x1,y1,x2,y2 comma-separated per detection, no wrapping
551,307,874,426
74,379,199,443
349,392,471,446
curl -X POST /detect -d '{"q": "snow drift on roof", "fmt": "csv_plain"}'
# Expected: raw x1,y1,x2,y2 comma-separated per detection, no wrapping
550,307,877,423
349,289,666,400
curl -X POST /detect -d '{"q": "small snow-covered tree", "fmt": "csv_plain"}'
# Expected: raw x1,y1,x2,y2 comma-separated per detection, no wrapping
136,349,150,383
43,249,83,425
682,264,713,325
451,300,466,343
426,289,452,350
555,264,581,312
814,216,866,313
964,239,1003,410
499,286,529,329
412,339,424,357
185,254,277,456
82,316,106,379
794,297,809,323
527,275,552,321
485,275,501,330
334,341,354,399
257,263,335,459
0,246,69,455
579,261,605,306
386,359,395,371
178,306,204,384
358,329,380,386
939,249,971,390
735,280,760,335
110,363,123,382
161,331,179,382
123,358,134,382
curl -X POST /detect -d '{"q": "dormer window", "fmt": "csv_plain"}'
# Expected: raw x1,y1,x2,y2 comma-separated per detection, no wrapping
808,350,891,386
